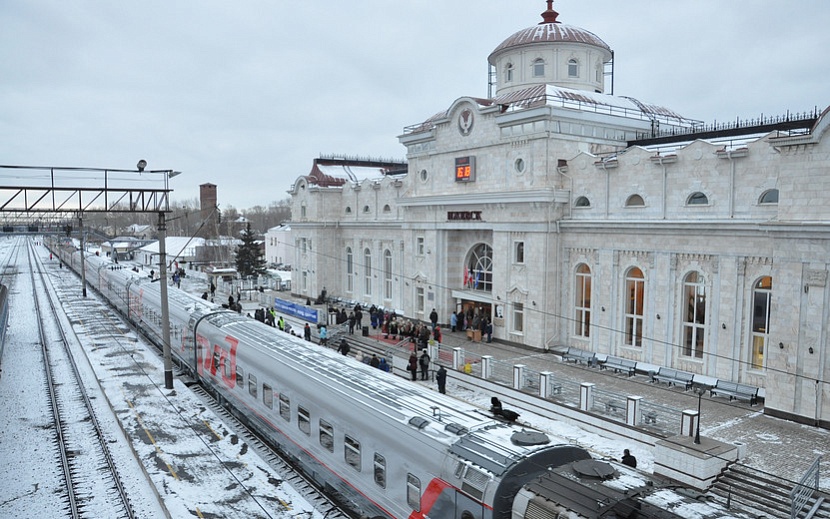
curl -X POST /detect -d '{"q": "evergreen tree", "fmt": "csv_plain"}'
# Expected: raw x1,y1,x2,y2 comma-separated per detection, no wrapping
235,222,266,278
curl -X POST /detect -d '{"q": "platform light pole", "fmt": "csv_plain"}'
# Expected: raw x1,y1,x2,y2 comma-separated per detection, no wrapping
148,161,180,390
694,384,709,444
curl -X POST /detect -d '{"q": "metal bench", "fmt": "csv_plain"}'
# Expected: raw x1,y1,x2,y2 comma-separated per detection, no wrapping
651,367,695,390
710,380,759,405
562,347,596,366
600,355,636,376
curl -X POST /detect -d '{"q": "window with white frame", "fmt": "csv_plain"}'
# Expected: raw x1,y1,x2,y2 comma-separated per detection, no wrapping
364,248,372,296
416,287,424,316
533,58,545,77
416,236,425,256
750,276,772,370
512,302,524,333
624,267,644,347
346,247,354,293
682,271,706,359
568,58,579,77
407,474,421,511
383,249,392,300
345,435,361,471
505,63,514,82
513,241,524,264
574,264,591,338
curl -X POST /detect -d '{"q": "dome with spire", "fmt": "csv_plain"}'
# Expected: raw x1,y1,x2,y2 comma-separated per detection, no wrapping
488,0,613,96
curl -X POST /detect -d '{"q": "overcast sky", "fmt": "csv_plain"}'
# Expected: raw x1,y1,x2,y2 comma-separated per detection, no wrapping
2,1,828,211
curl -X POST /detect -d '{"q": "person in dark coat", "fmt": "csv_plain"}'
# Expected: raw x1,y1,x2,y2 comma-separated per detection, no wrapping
370,354,380,368
429,308,438,330
337,338,351,356
408,352,418,381
419,350,430,380
621,449,637,468
436,365,447,394
303,323,312,341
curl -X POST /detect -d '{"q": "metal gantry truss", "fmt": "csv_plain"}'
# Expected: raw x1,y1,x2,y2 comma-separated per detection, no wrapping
0,164,177,218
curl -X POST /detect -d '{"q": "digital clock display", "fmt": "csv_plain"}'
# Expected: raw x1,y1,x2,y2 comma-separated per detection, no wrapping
455,156,476,182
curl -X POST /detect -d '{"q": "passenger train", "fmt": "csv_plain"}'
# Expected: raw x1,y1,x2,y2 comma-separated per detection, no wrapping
58,247,756,519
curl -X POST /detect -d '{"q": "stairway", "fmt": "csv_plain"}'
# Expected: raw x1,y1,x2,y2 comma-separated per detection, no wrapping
709,463,830,519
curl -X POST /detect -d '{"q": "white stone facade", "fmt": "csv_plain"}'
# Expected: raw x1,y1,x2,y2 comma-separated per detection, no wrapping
288,9,830,427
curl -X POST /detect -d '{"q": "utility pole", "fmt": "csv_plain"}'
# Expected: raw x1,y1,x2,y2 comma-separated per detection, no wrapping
157,211,174,390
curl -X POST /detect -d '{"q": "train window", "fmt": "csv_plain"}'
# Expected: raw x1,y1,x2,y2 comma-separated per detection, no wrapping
236,366,244,388
248,374,257,398
224,357,231,379
298,406,310,435
373,453,386,488
279,394,290,421
319,420,334,452
344,435,361,471
262,384,273,409
406,474,421,511
213,351,220,374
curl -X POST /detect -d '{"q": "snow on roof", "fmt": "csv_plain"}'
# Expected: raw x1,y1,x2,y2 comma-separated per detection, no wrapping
138,236,205,257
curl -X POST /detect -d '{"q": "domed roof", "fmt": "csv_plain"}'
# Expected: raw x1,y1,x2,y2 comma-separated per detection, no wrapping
488,1,610,63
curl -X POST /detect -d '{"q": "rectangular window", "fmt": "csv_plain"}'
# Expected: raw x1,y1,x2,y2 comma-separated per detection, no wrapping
512,302,524,333
262,383,273,409
248,373,257,398
416,287,425,316
624,272,645,347
574,266,591,338
345,435,361,471
513,241,524,264
319,420,334,452
236,366,244,388
416,236,425,255
301,238,307,253
373,453,386,488
407,474,421,511
279,394,290,422
298,406,310,435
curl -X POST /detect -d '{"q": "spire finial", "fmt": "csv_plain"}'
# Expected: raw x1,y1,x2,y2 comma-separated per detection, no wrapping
540,0,559,24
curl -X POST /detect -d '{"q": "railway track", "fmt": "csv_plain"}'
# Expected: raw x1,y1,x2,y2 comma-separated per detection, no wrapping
46,243,349,518
27,240,137,518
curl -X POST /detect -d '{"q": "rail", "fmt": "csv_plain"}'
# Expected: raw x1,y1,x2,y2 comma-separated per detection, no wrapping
790,455,821,518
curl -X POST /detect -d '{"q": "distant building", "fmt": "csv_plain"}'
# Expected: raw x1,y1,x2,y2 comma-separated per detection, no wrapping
125,224,153,240
137,237,205,268
264,223,291,267
289,3,830,427
200,183,218,239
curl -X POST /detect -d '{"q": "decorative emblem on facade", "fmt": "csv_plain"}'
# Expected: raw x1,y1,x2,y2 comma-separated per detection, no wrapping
458,108,474,136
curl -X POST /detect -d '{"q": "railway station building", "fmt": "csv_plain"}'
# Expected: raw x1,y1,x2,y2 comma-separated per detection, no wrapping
288,3,830,427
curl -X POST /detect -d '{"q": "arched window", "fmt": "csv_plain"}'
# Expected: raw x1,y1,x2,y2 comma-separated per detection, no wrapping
532,58,545,77
363,248,372,296
626,194,645,207
751,276,772,369
624,267,645,347
568,58,579,78
301,202,307,218
465,243,493,292
687,192,708,205
382,204,391,213
682,271,706,358
383,249,392,300
363,205,371,214
345,206,352,214
574,264,591,338
346,247,354,293
505,63,514,82
575,196,591,207
759,189,779,204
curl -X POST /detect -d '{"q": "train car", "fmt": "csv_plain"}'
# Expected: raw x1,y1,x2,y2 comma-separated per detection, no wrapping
67,250,757,519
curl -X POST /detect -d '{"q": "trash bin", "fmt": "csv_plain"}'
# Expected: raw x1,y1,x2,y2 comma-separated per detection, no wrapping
362,326,369,337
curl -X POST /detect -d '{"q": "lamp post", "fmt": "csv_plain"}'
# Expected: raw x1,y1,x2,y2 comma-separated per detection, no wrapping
694,384,708,445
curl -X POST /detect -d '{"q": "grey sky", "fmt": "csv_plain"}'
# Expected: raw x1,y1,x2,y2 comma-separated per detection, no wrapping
2,1,827,211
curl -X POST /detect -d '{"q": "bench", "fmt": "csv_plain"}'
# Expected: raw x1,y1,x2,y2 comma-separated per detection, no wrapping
643,411,658,424
562,347,596,366
710,380,759,405
604,400,624,414
600,355,637,376
651,367,695,390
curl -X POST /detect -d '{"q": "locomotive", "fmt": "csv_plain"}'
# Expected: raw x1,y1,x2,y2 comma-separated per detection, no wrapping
61,248,755,519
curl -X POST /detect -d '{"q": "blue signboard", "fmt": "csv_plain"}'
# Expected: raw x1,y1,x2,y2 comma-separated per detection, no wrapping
273,297,318,323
